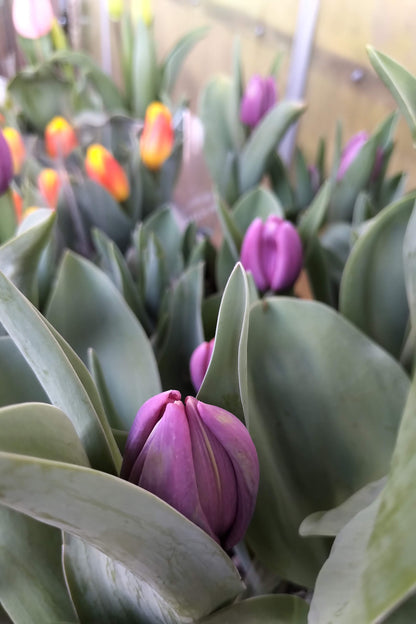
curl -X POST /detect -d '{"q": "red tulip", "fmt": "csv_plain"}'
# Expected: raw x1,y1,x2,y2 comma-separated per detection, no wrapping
140,102,174,170
85,144,130,202
45,116,78,159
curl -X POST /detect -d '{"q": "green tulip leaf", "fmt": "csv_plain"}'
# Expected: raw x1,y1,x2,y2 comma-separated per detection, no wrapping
367,46,416,147
0,336,47,407
294,148,314,209
239,100,305,194
339,194,416,358
298,180,331,258
46,252,161,430
0,508,78,624
0,453,244,621
0,190,17,244
0,270,120,474
227,38,246,152
300,477,386,538
131,20,159,117
246,298,409,586
403,202,416,332
63,534,175,624
233,186,284,232
0,210,55,305
268,152,295,214
156,263,204,393
143,206,185,281
160,26,209,96
199,594,309,623
198,263,250,423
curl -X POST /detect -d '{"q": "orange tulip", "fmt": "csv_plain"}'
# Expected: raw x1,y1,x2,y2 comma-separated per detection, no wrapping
140,102,174,170
38,168,61,208
85,143,130,202
3,127,26,175
12,190,23,223
45,116,78,158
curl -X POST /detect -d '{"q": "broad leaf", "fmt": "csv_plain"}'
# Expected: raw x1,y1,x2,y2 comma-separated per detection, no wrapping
46,252,161,430
0,453,244,621
246,298,409,586
200,594,309,623
0,337,47,407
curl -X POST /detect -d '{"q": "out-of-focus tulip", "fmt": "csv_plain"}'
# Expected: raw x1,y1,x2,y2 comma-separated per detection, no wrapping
3,127,26,175
12,190,23,222
131,0,153,27
85,144,130,202
190,338,215,391
121,390,259,550
44,116,78,159
12,0,54,39
0,130,13,194
240,74,277,128
38,168,61,208
241,215,303,292
337,131,369,181
140,102,174,170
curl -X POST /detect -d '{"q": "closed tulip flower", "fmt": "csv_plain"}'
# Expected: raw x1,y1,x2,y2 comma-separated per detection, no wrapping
12,190,23,222
190,338,215,391
38,168,61,208
241,215,303,292
240,74,277,128
337,131,368,181
85,144,130,202
0,130,13,194
12,0,54,39
140,102,174,170
45,116,78,159
121,390,259,550
3,127,25,175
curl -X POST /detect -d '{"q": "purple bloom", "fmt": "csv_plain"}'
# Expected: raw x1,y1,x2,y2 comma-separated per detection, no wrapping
337,131,369,181
240,74,277,128
0,130,13,194
241,215,303,292
190,338,215,391
121,390,259,550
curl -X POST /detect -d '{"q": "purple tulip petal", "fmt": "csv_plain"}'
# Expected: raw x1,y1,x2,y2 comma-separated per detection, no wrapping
241,218,268,291
262,76,277,116
185,397,238,540
132,400,216,540
337,131,369,181
189,338,215,391
120,389,181,479
0,131,13,195
269,220,303,291
240,75,264,128
192,398,259,549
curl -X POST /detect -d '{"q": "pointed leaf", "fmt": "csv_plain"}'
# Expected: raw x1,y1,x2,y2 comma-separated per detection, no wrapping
131,20,159,117
160,26,208,95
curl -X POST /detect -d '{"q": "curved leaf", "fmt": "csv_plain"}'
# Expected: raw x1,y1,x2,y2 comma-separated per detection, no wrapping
246,298,409,586
340,194,416,358
46,252,161,430
131,20,159,117
0,336,47,407
0,453,244,621
160,26,209,96
199,594,309,623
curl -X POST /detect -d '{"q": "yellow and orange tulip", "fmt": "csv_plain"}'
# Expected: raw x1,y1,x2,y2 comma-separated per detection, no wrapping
38,168,61,209
12,190,23,223
45,116,78,159
140,102,174,171
85,144,130,202
3,127,26,175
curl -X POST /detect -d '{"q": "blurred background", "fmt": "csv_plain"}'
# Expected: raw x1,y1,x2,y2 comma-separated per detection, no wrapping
1,0,416,216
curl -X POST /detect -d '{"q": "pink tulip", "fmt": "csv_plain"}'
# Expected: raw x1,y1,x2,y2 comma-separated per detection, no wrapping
12,0,54,39
241,215,303,292
190,338,215,391
121,390,259,550
240,75,277,128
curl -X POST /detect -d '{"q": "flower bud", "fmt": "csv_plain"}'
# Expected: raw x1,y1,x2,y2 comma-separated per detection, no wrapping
3,127,25,175
0,130,14,195
140,102,174,170
190,338,215,391
121,390,259,549
12,190,23,223
240,74,277,128
337,131,368,181
45,116,78,159
85,144,130,202
12,0,54,39
38,168,61,208
241,215,303,292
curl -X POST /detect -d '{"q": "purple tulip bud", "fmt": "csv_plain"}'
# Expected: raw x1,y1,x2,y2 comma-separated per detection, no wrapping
240,74,277,128
121,390,259,550
337,131,369,181
190,338,215,391
0,130,13,195
241,215,303,292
